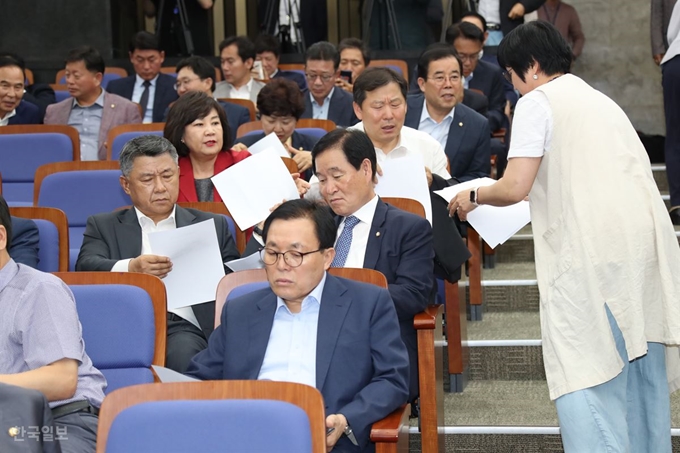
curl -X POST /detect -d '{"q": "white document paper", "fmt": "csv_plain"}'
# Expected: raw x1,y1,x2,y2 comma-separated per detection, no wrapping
147,219,226,310
212,149,300,230
375,155,432,225
245,132,289,157
152,365,199,383
434,177,531,248
226,252,264,272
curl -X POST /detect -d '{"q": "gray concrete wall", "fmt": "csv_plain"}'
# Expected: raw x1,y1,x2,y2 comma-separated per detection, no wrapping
568,0,665,135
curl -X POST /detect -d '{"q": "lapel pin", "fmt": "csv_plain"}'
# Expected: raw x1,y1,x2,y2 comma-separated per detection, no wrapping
111,104,115,109
459,122,463,127
376,232,381,237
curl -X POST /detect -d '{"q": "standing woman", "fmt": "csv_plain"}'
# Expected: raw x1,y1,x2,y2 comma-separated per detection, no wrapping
450,21,680,452
662,0,680,225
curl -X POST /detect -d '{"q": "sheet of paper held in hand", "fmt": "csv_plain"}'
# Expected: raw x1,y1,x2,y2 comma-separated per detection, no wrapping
147,219,225,310
245,132,290,157
226,252,264,272
212,149,300,230
374,154,433,225
152,365,199,383
434,177,531,248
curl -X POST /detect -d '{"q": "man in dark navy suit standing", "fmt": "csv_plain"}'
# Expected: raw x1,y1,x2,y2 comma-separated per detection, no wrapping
106,31,178,124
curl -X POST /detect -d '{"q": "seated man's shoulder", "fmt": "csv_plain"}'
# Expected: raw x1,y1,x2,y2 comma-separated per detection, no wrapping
104,76,130,91
402,124,442,146
334,87,353,103
455,102,489,125
9,262,70,294
182,207,227,225
476,59,502,76
220,100,250,115
105,91,139,108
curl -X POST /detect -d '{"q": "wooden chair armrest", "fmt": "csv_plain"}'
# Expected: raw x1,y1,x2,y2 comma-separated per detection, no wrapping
413,304,443,330
370,404,410,444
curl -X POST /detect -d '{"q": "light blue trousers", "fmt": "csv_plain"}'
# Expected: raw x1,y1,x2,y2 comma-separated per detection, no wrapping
554,306,671,453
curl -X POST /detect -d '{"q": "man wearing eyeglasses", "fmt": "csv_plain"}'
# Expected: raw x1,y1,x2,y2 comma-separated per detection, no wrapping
405,45,491,182
186,197,410,452
301,42,358,127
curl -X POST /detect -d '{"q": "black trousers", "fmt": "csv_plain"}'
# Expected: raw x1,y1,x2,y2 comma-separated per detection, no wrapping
166,314,208,373
663,55,680,208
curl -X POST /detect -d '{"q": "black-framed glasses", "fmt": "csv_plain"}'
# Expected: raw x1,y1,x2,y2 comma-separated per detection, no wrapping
305,73,334,83
259,247,323,268
503,68,514,84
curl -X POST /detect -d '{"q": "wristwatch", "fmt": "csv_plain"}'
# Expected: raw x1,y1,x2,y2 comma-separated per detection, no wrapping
470,187,480,207
344,423,359,446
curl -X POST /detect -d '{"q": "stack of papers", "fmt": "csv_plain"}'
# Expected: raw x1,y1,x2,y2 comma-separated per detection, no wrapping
434,178,531,248
375,155,432,224
244,132,289,157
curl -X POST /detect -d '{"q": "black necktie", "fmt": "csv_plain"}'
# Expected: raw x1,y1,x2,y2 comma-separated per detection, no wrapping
139,80,151,118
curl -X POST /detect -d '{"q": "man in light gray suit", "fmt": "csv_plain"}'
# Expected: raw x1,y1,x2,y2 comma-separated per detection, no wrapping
44,46,141,160
652,0,678,65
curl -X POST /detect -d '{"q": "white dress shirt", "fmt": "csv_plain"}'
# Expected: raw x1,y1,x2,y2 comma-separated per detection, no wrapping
349,122,452,179
311,87,334,120
0,109,16,126
131,74,158,124
335,195,379,268
111,206,200,328
478,0,501,24
258,272,327,387
418,98,455,150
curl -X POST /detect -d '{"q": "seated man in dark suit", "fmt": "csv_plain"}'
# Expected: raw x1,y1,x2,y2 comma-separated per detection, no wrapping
75,135,240,372
167,56,250,148
312,128,433,401
301,42,358,127
0,51,57,120
9,216,39,268
447,22,508,133
106,31,178,124
186,198,409,452
461,86,489,116
0,383,61,453
0,56,41,126
405,45,491,182
254,33,307,90
0,195,106,453
235,78,320,180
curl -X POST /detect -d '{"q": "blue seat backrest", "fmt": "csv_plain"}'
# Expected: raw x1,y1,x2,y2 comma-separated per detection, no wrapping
385,64,404,76
32,219,60,272
70,284,156,394
106,399,312,453
54,90,70,102
241,128,328,141
0,133,74,204
227,282,269,302
59,73,121,89
110,131,164,160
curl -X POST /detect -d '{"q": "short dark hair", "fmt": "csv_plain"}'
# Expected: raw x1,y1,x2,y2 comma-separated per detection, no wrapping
119,135,179,177
0,55,25,78
129,31,162,53
417,44,463,81
0,195,12,250
304,42,340,70
262,199,336,250
311,128,377,180
254,34,281,57
353,66,407,108
176,56,216,92
445,22,485,45
219,36,256,63
65,46,105,74
497,21,572,82
164,91,231,157
338,38,371,67
461,11,488,33
257,78,305,119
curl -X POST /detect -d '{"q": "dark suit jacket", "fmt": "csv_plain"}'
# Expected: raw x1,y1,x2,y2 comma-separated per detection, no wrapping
301,87,358,127
468,59,507,132
0,383,61,453
9,216,40,269
75,206,240,338
106,73,179,123
273,69,307,90
499,0,546,34
24,84,56,120
462,88,489,117
186,274,410,452
405,94,491,182
235,130,320,180
8,100,41,125
352,199,434,400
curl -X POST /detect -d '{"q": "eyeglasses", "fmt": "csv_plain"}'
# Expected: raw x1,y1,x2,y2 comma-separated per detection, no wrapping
503,68,514,84
457,52,481,63
428,74,461,85
259,247,323,268
305,73,334,83
174,77,200,91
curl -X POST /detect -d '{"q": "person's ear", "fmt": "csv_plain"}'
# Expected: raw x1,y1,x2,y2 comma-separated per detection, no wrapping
120,175,130,195
417,77,426,93
352,101,363,120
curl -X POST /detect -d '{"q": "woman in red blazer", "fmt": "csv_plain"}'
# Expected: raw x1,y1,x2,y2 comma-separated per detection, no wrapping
164,91,251,202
